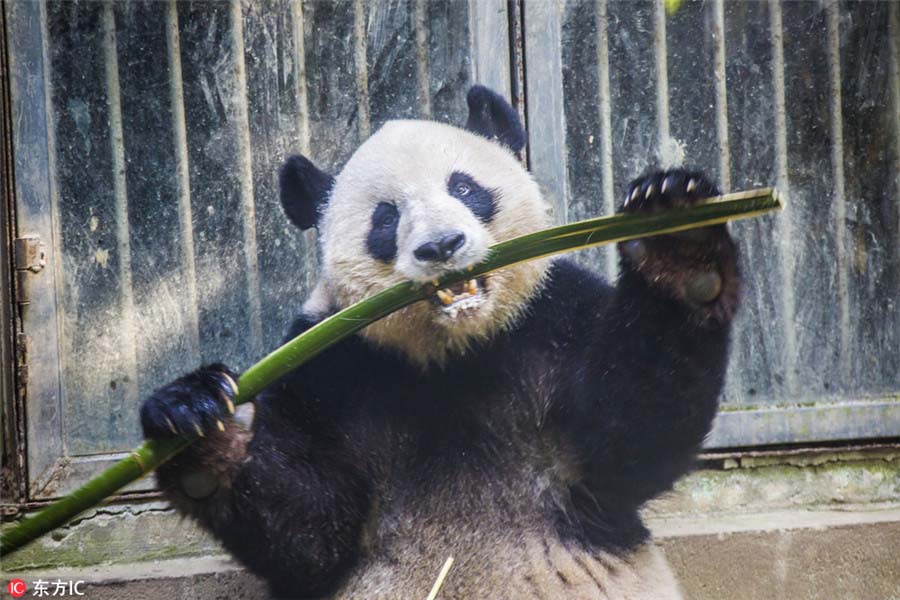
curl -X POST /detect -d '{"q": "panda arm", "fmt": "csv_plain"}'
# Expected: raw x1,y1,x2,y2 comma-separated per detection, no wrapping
555,172,739,512
568,265,732,509
205,397,372,598
144,314,375,597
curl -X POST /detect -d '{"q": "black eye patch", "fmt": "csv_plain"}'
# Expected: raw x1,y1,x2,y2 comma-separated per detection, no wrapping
367,202,399,262
448,171,497,223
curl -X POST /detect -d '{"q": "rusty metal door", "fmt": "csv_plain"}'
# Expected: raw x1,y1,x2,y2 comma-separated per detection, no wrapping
5,0,512,499
4,0,899,502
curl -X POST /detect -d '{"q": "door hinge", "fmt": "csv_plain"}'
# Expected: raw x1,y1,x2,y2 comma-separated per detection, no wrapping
13,236,46,305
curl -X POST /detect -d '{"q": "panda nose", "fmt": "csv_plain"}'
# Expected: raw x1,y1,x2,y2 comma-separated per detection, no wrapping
414,232,467,263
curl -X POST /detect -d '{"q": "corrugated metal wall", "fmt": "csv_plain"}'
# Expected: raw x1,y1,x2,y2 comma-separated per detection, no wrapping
522,0,900,446
5,0,899,499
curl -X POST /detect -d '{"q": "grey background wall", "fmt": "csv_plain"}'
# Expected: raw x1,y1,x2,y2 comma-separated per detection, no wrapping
3,0,899,506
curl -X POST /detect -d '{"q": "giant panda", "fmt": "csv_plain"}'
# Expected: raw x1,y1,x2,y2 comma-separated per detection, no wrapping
140,85,739,599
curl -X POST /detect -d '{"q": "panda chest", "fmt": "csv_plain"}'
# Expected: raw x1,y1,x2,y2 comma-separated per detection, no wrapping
389,355,558,452
369,356,574,521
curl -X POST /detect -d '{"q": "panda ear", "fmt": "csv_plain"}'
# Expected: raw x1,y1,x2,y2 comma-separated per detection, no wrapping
279,155,334,230
464,85,526,153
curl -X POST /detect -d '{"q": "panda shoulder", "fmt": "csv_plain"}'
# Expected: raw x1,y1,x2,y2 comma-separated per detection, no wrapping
281,282,336,342
516,259,615,342
283,312,322,343
538,258,614,312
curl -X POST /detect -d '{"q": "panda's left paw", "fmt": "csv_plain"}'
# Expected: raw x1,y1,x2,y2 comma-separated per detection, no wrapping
621,169,720,215
618,169,739,327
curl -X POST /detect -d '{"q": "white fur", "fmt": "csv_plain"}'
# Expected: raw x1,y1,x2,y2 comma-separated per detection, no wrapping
317,119,552,366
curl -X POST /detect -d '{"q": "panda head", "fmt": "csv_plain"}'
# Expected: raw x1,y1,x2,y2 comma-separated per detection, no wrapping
280,86,551,366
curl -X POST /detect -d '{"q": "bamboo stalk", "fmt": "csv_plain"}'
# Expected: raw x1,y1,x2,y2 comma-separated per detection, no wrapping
0,188,781,556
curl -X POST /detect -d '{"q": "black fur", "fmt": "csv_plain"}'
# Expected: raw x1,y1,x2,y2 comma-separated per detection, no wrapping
366,202,400,262
619,170,740,326
280,155,334,230
448,171,497,222
140,364,237,439
464,85,527,152
142,169,737,597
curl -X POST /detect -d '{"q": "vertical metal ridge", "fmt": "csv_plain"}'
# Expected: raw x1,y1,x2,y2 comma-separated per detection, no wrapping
353,0,371,139
38,0,68,457
468,0,512,96
711,0,731,192
101,2,139,404
507,0,528,164
229,0,263,355
522,0,568,223
414,0,431,118
594,0,616,280
769,0,797,395
289,0,318,284
825,0,850,381
652,0,670,160
889,1,900,237
166,0,200,361
769,1,790,199
290,0,311,156
0,1,25,501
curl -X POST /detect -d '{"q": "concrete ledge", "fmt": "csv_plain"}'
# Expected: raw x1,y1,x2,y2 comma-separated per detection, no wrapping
649,504,900,538
6,508,899,600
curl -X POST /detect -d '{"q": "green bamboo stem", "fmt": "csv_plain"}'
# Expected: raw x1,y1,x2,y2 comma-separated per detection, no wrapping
0,188,781,557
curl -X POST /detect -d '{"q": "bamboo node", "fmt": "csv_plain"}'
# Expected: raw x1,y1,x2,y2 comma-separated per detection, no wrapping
130,451,147,474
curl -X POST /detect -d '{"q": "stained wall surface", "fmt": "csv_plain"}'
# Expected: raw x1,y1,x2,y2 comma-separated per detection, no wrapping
4,0,899,500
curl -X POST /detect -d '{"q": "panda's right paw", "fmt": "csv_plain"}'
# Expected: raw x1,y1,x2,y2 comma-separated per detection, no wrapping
617,170,740,327
140,364,238,440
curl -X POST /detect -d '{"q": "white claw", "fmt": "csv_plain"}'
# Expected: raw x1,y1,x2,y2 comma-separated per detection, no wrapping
687,178,697,193
629,186,640,204
436,290,454,305
661,176,670,194
645,184,655,199
221,372,239,397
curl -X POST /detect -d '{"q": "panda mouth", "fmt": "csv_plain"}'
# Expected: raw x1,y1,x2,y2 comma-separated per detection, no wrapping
432,277,488,319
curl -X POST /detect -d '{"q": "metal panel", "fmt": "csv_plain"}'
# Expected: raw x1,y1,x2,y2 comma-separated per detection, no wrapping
523,0,568,224
720,0,791,410
242,0,317,351
468,0,510,96
840,0,900,394
526,0,900,447
6,0,899,503
6,0,490,498
1,1,26,503
114,1,201,402
8,0,75,498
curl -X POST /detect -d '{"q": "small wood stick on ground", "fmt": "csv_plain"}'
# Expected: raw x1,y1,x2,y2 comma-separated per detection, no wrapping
425,556,455,600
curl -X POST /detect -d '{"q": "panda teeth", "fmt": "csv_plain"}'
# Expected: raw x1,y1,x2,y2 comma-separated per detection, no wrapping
435,279,484,314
